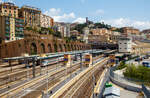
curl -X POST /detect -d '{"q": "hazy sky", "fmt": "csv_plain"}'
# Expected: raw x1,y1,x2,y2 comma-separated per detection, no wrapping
1,0,150,30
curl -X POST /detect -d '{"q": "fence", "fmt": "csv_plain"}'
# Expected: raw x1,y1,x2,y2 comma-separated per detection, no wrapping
110,67,142,92
142,84,150,98
96,69,110,98
110,65,150,94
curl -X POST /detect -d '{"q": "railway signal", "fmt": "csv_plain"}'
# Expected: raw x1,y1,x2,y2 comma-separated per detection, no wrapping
64,54,72,67
109,55,115,67
84,53,92,67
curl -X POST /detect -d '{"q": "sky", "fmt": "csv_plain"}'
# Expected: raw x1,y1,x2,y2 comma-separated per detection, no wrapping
1,0,150,30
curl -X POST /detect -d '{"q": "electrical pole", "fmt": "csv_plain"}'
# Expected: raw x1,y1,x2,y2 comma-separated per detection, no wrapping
32,57,36,78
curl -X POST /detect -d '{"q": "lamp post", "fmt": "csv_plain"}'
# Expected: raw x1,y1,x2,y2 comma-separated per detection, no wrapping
46,61,49,94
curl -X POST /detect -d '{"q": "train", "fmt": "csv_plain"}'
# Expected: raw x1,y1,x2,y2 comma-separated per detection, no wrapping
41,57,64,67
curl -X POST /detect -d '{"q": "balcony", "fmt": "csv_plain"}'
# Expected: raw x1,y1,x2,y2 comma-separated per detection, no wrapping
15,33,24,38
15,24,24,27
15,20,24,23
5,29,10,32
5,33,10,37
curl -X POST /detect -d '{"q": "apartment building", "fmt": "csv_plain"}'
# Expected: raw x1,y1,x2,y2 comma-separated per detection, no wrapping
118,37,132,53
122,27,140,35
0,2,18,18
40,14,54,28
54,22,71,37
0,16,24,42
19,5,41,27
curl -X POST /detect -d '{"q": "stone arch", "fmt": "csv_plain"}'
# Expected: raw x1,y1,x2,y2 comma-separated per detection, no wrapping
77,45,79,50
48,44,52,53
64,44,67,52
67,44,71,51
54,43,58,52
59,44,63,52
74,45,76,50
40,43,45,53
71,44,73,51
30,43,37,55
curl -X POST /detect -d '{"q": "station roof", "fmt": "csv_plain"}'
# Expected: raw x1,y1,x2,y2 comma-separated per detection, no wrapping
103,87,120,97
2,49,103,61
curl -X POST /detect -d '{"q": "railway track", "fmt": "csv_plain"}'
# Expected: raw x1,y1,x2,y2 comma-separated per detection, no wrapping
0,62,63,90
3,62,80,98
0,55,103,89
0,55,104,98
51,57,108,98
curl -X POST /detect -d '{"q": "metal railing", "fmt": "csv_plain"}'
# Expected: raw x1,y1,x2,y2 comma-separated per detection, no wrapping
142,84,150,98
110,67,149,86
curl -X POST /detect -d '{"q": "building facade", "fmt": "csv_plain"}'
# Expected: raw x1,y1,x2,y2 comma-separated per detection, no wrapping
54,22,71,37
19,5,41,27
83,27,89,44
40,14,54,28
90,28,111,35
122,27,140,35
88,35,110,44
118,37,132,53
0,16,24,42
0,2,18,18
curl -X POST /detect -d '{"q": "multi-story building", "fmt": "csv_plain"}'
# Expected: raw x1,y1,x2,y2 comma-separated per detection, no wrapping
40,14,54,28
0,2,18,18
122,27,140,35
54,22,71,37
109,31,121,43
88,35,110,44
90,28,111,35
70,30,79,36
83,27,89,43
118,37,132,53
0,16,24,42
18,5,41,27
142,29,150,34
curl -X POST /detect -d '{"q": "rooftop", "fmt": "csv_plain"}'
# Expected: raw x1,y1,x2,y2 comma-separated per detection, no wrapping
22,5,41,11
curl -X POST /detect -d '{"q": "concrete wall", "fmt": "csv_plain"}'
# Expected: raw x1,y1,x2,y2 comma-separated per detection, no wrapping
110,76,142,92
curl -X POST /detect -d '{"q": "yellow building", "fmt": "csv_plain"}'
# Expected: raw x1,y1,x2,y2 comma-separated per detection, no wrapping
0,2,18,18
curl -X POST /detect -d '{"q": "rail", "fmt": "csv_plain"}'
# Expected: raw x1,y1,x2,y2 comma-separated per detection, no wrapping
142,84,150,98
50,57,108,98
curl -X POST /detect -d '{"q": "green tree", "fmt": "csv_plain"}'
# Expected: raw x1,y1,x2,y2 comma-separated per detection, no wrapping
54,31,62,38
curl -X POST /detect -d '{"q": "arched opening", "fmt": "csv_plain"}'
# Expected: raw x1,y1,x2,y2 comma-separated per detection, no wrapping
54,44,58,52
41,43,45,53
71,45,74,51
59,44,63,52
30,43,37,55
67,44,70,51
64,44,67,51
74,45,76,50
77,45,79,50
48,44,52,53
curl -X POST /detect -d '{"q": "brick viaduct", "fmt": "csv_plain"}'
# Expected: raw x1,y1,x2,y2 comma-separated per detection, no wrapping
0,35,91,58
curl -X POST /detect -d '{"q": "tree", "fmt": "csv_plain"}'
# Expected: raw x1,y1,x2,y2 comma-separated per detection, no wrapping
47,27,55,35
54,31,62,38
74,23,88,34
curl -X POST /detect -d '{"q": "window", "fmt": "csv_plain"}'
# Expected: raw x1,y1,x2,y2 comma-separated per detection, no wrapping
3,6,7,9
